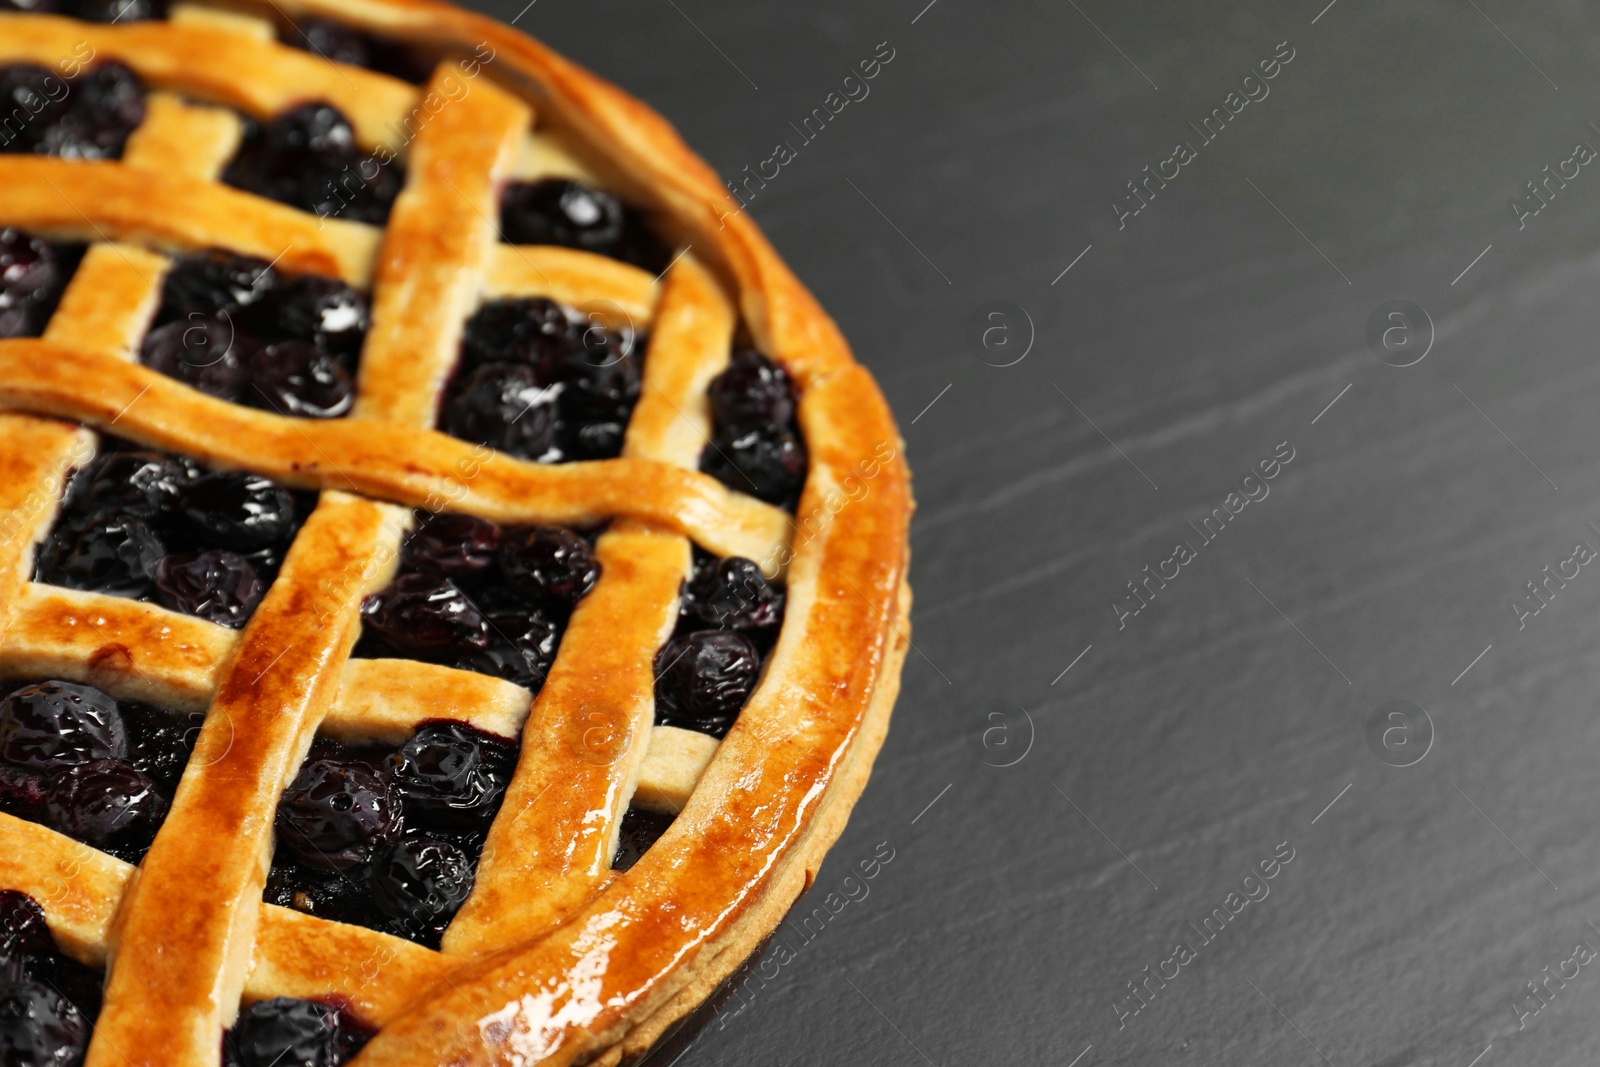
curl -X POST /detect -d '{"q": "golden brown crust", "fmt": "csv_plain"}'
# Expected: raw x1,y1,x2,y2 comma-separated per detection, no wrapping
0,3,913,1064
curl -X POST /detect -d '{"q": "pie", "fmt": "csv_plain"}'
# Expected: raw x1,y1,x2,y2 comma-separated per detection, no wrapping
0,0,912,1063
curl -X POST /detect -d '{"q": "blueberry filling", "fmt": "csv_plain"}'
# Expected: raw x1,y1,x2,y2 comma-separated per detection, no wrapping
140,251,368,417
265,724,516,948
612,806,674,873
36,438,308,628
0,228,84,339
500,179,671,274
652,549,784,739
440,297,644,463
0,61,146,160
0,0,167,19
0,680,198,863
281,18,434,84
223,996,372,1067
699,349,806,509
223,103,403,225
355,512,597,693
0,891,103,1066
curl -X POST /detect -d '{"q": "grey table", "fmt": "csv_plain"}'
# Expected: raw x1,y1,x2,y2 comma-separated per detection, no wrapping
466,1,1600,1064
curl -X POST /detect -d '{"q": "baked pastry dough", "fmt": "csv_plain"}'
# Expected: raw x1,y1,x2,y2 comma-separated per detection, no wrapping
0,1,911,1063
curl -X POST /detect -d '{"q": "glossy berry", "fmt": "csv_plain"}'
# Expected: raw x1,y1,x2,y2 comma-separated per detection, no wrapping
257,275,368,361
226,997,370,1067
225,104,401,224
654,631,761,737
0,67,61,158
612,806,674,873
498,527,598,608
0,892,54,985
461,606,560,691
36,510,166,598
154,549,265,628
547,336,640,461
460,298,575,372
70,449,195,520
0,681,125,771
275,759,400,871
441,363,560,461
160,251,277,321
359,574,489,660
387,722,514,829
701,423,806,506
400,513,500,578
709,349,796,428
35,62,144,159
0,981,89,1067
246,341,355,419
0,228,60,338
500,179,669,271
683,556,783,631
43,758,167,852
179,472,298,551
140,315,253,401
262,865,366,926
368,836,474,932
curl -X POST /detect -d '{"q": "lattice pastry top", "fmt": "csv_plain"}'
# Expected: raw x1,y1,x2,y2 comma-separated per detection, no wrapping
0,0,911,1064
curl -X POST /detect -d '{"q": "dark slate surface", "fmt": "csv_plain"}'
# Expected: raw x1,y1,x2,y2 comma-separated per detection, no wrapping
462,1,1600,1064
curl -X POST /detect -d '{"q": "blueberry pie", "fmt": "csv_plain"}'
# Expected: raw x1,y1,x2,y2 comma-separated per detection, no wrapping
0,0,910,1064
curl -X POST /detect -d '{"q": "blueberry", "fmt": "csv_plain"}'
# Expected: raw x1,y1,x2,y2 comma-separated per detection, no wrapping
653,631,761,737
547,334,641,461
36,62,144,159
682,556,782,631
0,893,54,986
708,349,796,428
179,472,298,551
68,449,195,521
225,104,401,225
400,513,500,578
441,363,560,461
246,341,354,419
359,574,489,661
0,681,125,771
460,605,560,691
500,180,670,272
0,981,88,1067
43,758,167,854
257,275,368,361
387,722,515,830
498,527,598,608
160,251,277,321
226,997,370,1067
612,806,674,872
266,103,353,156
154,549,265,628
37,510,166,598
140,315,254,401
459,298,575,372
275,759,400,871
0,228,61,338
701,423,806,507
368,836,474,936
0,66,67,159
